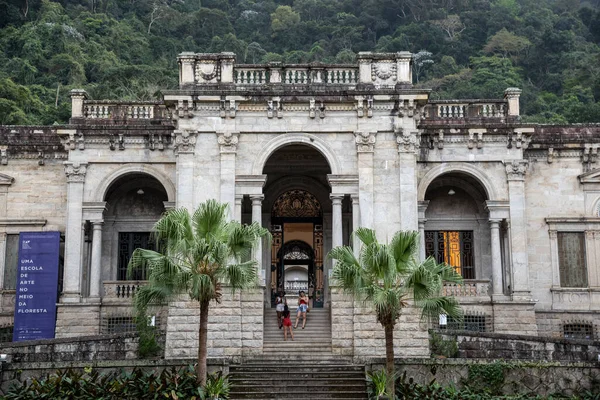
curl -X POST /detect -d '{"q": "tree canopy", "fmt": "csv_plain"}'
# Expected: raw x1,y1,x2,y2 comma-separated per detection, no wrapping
1,0,599,124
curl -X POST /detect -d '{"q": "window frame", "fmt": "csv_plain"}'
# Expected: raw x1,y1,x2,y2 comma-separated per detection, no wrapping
556,232,588,288
425,230,476,279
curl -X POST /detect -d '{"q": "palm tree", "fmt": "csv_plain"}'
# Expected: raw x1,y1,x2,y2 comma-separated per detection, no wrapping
128,199,270,386
329,228,463,396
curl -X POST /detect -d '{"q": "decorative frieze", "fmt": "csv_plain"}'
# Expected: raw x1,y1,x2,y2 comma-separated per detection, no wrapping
173,130,197,154
267,98,282,119
217,132,239,153
354,131,376,153
468,129,484,149
505,160,528,181
64,162,87,183
220,99,236,118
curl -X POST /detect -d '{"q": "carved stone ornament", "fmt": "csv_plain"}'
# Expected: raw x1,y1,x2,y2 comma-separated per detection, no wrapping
372,62,396,81
173,130,197,154
217,132,239,153
354,131,376,153
64,162,87,183
505,160,528,181
396,129,420,153
195,61,219,82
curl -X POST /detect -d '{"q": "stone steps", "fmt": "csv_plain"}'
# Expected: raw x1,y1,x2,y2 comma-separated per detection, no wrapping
229,363,368,400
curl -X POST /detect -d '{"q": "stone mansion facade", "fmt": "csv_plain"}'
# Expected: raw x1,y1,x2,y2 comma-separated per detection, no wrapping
0,52,599,359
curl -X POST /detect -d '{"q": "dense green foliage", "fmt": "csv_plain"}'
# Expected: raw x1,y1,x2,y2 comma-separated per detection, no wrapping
4,366,231,399
1,0,599,124
365,370,600,400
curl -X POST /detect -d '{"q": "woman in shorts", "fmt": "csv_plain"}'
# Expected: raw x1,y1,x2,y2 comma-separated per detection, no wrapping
294,290,308,329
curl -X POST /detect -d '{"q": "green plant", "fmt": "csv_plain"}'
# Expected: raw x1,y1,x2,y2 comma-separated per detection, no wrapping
367,369,391,398
129,200,270,385
429,330,458,358
135,307,161,358
329,228,463,395
4,366,230,399
203,371,231,400
464,362,509,396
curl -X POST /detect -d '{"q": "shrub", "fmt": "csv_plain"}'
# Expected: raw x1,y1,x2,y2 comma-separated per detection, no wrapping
4,365,230,400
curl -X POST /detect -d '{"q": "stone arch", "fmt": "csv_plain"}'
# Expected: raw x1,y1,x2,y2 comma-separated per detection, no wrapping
95,164,176,203
252,133,341,175
418,163,497,202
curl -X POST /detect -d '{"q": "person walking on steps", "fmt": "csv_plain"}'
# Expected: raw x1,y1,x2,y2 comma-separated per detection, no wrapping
282,305,294,341
275,291,286,329
294,290,308,329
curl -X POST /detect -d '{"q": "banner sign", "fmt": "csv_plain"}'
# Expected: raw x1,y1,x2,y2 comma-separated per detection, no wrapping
13,231,60,342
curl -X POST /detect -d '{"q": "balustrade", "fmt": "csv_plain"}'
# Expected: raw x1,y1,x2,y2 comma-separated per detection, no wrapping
285,280,308,291
234,68,268,84
442,280,490,298
230,65,358,85
102,281,147,303
424,101,508,121
82,102,165,120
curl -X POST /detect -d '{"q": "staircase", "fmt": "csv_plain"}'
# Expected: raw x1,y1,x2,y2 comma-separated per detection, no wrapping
228,306,368,399
263,306,332,358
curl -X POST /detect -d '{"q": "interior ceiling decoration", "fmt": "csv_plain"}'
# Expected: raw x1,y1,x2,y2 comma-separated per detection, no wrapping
272,189,322,218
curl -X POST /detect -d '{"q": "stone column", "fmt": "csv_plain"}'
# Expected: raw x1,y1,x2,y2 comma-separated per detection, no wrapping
89,221,103,299
234,194,243,223
351,195,360,257
250,195,264,282
174,130,197,211
62,162,87,302
354,132,375,229
218,132,239,220
396,130,420,231
70,89,88,118
505,160,530,300
331,195,344,249
489,219,503,296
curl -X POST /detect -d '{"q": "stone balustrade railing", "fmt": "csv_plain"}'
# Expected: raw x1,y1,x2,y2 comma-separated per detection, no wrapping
233,65,358,85
423,100,508,121
102,281,147,303
81,101,169,121
442,280,490,298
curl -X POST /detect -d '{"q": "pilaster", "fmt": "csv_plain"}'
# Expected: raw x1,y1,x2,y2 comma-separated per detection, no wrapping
173,130,197,211
218,132,239,220
396,129,420,231
62,162,87,302
354,131,375,229
505,160,531,300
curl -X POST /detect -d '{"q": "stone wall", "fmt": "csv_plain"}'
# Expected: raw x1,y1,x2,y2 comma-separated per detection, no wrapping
367,358,600,397
164,287,263,360
440,331,600,362
330,286,430,361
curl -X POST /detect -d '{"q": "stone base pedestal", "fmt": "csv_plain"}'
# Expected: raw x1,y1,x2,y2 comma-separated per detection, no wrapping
164,287,264,360
492,301,537,335
55,303,101,338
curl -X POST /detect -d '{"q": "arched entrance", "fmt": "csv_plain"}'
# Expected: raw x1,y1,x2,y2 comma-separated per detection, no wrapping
259,144,335,309
270,191,324,308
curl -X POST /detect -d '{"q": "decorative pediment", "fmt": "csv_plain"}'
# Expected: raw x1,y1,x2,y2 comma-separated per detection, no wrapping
0,173,14,186
578,168,600,185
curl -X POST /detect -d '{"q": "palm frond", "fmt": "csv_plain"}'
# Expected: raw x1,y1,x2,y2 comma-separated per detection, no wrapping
390,231,419,272
220,260,259,290
189,273,217,303
152,207,193,254
417,296,463,322
354,227,378,247
193,199,228,240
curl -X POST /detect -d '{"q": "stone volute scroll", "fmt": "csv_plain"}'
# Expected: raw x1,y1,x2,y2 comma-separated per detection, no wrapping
505,160,529,181
64,162,87,183
354,131,376,153
172,130,197,154
217,132,239,153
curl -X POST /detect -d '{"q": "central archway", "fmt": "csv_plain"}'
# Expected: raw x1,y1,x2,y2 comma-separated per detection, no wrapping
261,144,335,309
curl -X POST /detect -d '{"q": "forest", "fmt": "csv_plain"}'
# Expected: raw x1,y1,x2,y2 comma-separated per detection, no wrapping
0,0,599,125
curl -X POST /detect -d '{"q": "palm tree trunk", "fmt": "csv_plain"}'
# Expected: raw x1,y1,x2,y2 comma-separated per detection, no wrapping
384,323,395,396
197,299,210,386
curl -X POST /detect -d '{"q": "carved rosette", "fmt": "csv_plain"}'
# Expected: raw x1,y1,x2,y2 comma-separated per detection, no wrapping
395,129,420,154
64,162,87,183
173,130,197,154
354,131,376,153
505,160,528,181
371,61,397,86
217,132,239,153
